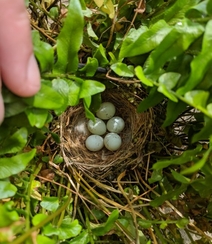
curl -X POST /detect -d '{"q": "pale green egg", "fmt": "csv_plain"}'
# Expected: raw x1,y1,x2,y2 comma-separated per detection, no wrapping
104,133,122,151
85,135,104,151
107,116,125,133
96,102,116,120
87,118,106,135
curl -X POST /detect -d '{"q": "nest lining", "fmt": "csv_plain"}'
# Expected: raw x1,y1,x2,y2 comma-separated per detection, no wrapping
60,90,153,179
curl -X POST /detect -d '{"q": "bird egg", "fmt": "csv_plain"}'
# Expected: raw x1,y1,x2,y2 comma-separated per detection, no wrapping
104,133,122,151
87,118,106,135
107,116,125,133
85,135,104,151
96,102,116,120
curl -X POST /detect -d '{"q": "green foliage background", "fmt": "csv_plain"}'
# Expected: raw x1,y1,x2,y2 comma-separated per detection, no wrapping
1,0,212,243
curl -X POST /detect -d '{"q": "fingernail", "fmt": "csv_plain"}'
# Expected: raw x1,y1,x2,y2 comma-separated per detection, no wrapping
27,54,41,94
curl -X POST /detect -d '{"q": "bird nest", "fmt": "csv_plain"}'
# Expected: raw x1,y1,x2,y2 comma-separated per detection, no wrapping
60,90,153,180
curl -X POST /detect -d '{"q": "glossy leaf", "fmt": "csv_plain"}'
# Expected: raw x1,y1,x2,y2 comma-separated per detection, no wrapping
151,0,201,24
186,0,209,18
4,101,28,118
43,218,82,240
153,144,202,170
0,128,27,155
32,30,54,72
36,235,55,244
181,144,212,174
54,0,84,73
184,90,209,109
79,80,105,98
93,44,109,67
25,108,49,128
0,202,19,226
87,22,98,40
0,149,36,179
32,214,48,226
111,63,134,77
135,66,154,87
40,197,59,212
23,83,64,110
158,84,178,102
145,19,204,74
79,57,99,77
177,20,212,95
92,209,119,236
83,97,95,121
171,170,190,184
0,181,17,199
69,230,90,244
119,20,171,59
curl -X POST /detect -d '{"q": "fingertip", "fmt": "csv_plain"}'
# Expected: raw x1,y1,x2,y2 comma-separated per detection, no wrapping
25,54,41,96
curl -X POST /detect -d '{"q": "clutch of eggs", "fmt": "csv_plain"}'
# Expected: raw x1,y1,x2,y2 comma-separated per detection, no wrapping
85,102,125,152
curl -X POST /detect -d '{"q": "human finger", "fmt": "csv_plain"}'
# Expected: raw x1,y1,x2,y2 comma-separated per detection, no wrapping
0,0,40,97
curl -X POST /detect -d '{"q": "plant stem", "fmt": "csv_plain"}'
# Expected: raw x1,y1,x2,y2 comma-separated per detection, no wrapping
11,195,72,244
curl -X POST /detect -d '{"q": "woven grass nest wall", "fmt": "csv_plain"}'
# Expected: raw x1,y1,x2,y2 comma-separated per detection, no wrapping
60,90,153,180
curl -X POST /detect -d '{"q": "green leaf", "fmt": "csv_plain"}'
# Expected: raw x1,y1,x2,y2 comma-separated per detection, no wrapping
93,44,109,67
40,197,59,212
181,144,212,174
83,97,95,121
87,22,98,40
25,108,49,128
37,235,55,244
151,0,201,24
207,0,212,14
0,128,27,155
119,20,171,58
111,63,134,77
191,176,212,198
0,149,36,179
171,170,190,184
54,0,84,73
186,0,208,18
153,144,202,170
158,72,181,90
177,20,212,95
158,84,178,102
92,209,119,236
52,78,81,108
184,90,209,109
4,101,28,118
148,169,163,184
32,30,54,72
192,116,212,143
137,87,164,113
0,201,19,226
176,218,189,228
135,66,154,87
79,57,99,77
150,184,187,207
0,181,17,199
23,83,64,110
32,214,48,226
49,7,59,19
58,218,82,240
163,100,187,127
138,219,152,229
145,19,204,74
69,230,90,244
79,80,105,98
